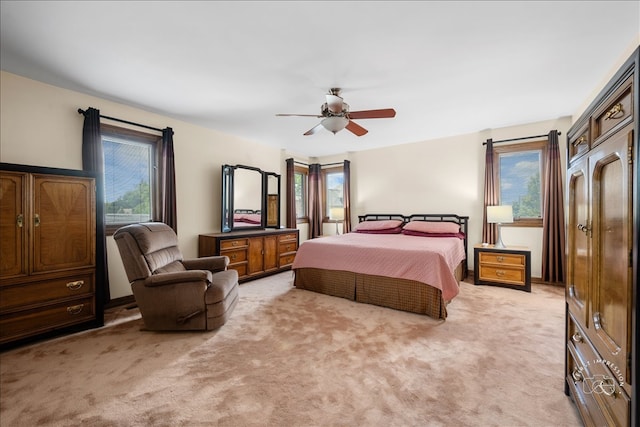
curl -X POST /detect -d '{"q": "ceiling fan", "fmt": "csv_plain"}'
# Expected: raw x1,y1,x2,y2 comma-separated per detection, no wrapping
276,88,396,137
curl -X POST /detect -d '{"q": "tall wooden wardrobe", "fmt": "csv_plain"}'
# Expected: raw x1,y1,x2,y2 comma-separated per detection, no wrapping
565,47,638,426
0,163,104,348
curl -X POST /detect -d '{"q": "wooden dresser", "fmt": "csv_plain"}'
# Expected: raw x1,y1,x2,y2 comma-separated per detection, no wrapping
0,163,103,348
199,228,299,282
565,47,638,427
473,244,531,292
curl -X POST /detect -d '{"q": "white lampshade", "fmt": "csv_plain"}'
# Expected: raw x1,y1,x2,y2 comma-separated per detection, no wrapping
330,207,344,221
321,116,348,134
486,205,513,224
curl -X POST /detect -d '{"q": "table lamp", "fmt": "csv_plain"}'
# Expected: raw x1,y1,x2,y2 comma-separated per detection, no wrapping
330,207,345,235
486,205,513,249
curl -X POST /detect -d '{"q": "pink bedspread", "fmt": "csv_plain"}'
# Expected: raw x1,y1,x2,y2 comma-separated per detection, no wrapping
292,233,466,301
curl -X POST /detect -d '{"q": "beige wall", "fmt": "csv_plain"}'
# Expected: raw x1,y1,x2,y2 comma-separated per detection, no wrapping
1,71,284,299
1,42,635,298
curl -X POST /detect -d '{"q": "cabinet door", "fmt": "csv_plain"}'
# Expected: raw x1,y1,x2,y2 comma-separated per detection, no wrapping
566,157,589,326
588,124,633,386
32,174,96,273
248,236,264,275
263,235,278,271
0,172,28,279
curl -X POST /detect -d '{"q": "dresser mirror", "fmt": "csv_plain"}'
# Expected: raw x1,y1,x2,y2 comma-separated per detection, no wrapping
221,164,280,232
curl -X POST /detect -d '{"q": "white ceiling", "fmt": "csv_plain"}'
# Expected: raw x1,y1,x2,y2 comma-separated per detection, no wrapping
1,1,638,157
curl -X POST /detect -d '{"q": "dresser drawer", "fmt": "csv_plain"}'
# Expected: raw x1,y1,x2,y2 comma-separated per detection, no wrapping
278,232,298,243
568,121,590,163
0,296,95,344
592,74,633,144
228,263,248,278
279,241,298,253
280,253,296,267
221,248,247,265
0,273,95,312
220,238,249,250
478,251,525,267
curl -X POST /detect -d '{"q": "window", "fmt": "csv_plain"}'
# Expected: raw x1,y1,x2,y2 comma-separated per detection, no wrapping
494,140,547,227
102,124,160,234
323,167,344,221
294,166,308,222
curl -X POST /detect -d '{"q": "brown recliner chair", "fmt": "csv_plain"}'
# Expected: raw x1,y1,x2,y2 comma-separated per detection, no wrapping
113,222,239,331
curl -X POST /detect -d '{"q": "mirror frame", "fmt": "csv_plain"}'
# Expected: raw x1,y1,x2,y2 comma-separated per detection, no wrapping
221,164,281,233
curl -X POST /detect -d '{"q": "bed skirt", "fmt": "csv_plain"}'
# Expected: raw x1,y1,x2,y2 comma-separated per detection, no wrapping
293,267,457,320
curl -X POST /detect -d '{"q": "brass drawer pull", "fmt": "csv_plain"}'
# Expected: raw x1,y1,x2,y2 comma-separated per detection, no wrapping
66,280,84,290
571,135,587,147
231,254,237,260
67,304,84,315
496,270,505,277
604,103,623,120
17,214,24,227
232,241,238,246
496,256,504,262
571,332,583,343
34,213,40,227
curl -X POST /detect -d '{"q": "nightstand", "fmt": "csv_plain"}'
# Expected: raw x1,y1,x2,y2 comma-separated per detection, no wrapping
473,244,531,292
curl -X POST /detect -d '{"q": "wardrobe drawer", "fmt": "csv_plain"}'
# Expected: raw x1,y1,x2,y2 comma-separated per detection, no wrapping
0,296,95,344
592,74,633,144
220,238,249,250
0,273,94,312
568,121,590,163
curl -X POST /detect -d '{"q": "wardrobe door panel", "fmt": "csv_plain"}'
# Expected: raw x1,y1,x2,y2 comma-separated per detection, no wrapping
0,172,27,279
566,159,589,326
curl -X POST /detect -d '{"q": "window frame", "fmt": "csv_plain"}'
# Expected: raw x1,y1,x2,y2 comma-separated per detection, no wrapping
321,166,345,224
101,123,162,235
294,165,309,224
493,139,547,228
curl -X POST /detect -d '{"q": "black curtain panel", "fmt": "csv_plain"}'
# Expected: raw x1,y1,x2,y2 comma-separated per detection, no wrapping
343,160,352,233
542,130,566,283
160,127,177,233
81,107,110,303
482,139,498,244
285,158,296,229
308,163,323,239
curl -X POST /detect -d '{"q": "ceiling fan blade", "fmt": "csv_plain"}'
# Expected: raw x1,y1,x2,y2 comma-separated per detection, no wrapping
345,120,368,137
304,123,324,136
326,94,344,114
276,113,323,118
348,108,396,120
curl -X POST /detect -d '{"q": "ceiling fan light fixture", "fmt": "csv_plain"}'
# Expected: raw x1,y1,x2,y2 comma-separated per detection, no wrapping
321,116,348,134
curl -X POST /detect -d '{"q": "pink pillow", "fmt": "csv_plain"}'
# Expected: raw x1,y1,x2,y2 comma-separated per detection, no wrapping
356,226,403,234
403,221,460,234
353,220,404,232
402,230,465,239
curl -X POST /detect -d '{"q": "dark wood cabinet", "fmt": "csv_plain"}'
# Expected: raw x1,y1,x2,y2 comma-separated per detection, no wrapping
199,228,298,282
565,47,638,427
0,163,103,348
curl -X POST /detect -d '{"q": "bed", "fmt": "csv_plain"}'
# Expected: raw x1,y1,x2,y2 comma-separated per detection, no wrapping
292,214,469,320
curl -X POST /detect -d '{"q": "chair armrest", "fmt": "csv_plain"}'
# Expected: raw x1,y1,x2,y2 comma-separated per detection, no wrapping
144,270,212,287
182,256,229,272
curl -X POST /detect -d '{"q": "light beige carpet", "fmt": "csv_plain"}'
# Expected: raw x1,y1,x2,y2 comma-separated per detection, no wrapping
0,272,581,427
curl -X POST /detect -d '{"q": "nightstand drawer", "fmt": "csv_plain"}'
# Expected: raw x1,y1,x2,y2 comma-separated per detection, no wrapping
478,251,525,267
478,265,525,285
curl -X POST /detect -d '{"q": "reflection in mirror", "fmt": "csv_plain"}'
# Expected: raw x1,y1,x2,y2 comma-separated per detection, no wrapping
221,164,281,233
266,173,280,228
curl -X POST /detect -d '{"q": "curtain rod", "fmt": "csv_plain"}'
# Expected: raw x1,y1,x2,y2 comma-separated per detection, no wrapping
482,131,561,146
293,160,344,167
77,108,164,133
